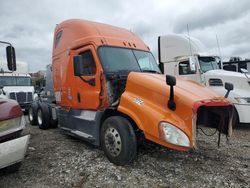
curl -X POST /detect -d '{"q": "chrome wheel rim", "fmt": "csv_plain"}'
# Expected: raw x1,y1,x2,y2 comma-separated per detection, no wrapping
104,126,122,157
37,109,42,125
28,108,33,121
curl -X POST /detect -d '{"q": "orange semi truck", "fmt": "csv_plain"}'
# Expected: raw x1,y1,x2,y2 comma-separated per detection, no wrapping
28,19,234,165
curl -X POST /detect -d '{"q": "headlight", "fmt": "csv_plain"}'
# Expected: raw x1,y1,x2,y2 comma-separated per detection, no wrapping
0,116,26,137
159,122,190,147
235,97,250,104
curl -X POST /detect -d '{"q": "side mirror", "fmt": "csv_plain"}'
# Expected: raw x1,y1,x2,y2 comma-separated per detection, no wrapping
166,75,176,86
73,55,85,76
166,75,176,110
224,82,233,98
6,45,16,71
189,56,196,72
240,68,248,74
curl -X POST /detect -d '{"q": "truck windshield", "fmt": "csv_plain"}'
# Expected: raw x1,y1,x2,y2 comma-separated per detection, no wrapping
199,57,220,73
98,46,160,73
0,76,32,86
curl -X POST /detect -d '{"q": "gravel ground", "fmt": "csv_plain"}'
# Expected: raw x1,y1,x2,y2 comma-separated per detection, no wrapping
0,117,249,188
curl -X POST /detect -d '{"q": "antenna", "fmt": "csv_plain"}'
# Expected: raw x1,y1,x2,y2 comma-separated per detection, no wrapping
216,34,222,57
187,24,193,57
216,34,223,68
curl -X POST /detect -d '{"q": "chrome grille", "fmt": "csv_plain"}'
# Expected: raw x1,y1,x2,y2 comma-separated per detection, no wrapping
27,92,33,102
8,92,33,103
9,92,16,100
16,92,26,103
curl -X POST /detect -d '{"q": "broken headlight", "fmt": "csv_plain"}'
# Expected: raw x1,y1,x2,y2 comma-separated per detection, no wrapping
159,122,190,147
0,116,26,137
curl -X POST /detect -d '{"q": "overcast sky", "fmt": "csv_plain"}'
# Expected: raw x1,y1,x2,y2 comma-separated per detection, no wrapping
0,0,250,72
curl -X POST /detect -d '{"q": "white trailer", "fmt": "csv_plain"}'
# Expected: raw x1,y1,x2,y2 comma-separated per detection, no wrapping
158,34,250,124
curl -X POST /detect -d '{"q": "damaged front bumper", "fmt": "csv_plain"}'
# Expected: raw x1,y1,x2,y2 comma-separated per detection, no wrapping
0,135,30,169
192,99,234,148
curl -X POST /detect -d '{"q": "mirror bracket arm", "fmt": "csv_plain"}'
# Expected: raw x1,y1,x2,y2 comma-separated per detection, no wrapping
78,76,95,86
0,88,6,95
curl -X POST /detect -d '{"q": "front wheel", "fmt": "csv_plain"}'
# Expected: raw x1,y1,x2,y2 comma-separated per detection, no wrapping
101,116,137,166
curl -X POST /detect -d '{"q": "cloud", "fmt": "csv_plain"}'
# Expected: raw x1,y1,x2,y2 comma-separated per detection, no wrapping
173,0,250,33
0,0,249,72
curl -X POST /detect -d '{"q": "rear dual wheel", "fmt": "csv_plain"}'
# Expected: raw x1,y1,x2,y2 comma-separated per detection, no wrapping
28,102,58,129
37,103,51,130
101,116,137,166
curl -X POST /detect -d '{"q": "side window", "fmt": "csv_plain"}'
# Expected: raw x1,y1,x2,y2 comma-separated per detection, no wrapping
55,31,63,48
179,61,195,75
79,50,96,76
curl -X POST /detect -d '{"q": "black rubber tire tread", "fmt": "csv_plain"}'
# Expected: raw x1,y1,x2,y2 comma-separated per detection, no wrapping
232,107,239,128
37,103,51,130
4,162,22,173
101,116,137,166
50,118,58,128
28,102,39,125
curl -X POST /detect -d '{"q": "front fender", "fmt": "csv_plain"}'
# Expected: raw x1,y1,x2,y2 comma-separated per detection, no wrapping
118,91,193,151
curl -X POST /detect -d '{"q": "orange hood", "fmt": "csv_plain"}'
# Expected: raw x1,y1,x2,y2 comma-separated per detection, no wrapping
118,72,232,151
124,72,227,108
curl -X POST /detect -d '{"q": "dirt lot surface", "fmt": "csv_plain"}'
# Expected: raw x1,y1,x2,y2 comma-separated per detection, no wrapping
0,117,249,188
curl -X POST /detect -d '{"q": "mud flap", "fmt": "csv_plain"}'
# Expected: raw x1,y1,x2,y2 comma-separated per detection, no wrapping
212,106,233,147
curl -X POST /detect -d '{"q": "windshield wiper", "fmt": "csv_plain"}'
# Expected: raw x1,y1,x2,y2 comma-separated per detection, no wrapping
141,70,161,74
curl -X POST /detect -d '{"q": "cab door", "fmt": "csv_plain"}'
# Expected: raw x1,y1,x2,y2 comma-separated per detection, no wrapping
71,45,102,110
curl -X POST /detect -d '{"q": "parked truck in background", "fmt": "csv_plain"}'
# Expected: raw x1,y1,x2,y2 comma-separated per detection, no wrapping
0,41,29,172
223,57,250,73
158,34,250,125
29,19,234,165
0,43,35,112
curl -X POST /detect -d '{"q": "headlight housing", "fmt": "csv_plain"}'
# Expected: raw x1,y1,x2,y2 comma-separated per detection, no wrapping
0,116,26,137
159,122,190,147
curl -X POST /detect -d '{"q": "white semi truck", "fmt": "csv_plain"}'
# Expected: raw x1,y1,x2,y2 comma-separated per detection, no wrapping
158,34,250,124
0,44,35,112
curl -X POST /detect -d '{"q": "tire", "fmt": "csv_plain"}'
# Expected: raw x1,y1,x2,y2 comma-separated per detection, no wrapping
101,116,137,166
5,162,22,173
50,118,58,128
28,103,39,125
37,103,51,130
232,107,239,128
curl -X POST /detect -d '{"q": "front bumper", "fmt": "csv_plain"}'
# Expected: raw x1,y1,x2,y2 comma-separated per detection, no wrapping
234,104,250,123
19,102,32,111
0,135,30,169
